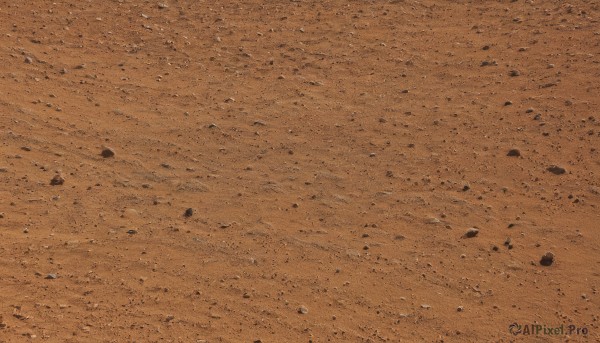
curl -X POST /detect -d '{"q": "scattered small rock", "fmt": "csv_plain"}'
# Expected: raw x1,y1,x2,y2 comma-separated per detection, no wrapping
540,252,554,266
547,165,566,175
509,70,520,77
50,174,64,186
184,208,194,217
457,306,464,312
420,304,431,309
298,306,308,314
45,274,57,280
504,101,513,106
464,228,479,238
101,147,115,158
507,149,521,157
21,146,31,152
24,56,33,64
126,229,138,235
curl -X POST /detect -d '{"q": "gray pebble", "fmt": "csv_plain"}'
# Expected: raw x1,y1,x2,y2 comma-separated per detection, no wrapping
540,252,554,266
507,149,521,157
547,165,566,175
464,228,479,238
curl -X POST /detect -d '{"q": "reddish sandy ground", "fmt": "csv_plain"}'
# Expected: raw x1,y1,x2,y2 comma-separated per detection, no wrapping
1,0,599,342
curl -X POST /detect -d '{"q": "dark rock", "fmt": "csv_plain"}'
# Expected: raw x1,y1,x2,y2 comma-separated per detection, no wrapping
509,70,520,77
184,208,194,217
101,147,115,158
50,174,64,186
540,252,554,266
464,228,479,238
547,165,566,175
126,229,138,235
45,274,57,279
507,149,521,157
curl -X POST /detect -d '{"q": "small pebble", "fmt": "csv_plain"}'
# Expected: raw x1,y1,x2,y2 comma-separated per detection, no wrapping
298,306,308,314
45,274,57,279
50,174,64,186
464,228,479,238
126,229,138,235
509,70,520,77
24,56,33,63
184,208,194,217
101,147,115,158
547,165,566,175
507,149,521,157
540,252,554,266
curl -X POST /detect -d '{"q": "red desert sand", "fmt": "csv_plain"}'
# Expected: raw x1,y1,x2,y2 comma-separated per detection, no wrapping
1,1,599,342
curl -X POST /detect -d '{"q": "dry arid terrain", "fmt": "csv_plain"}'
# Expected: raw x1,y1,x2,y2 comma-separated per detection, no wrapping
1,0,599,342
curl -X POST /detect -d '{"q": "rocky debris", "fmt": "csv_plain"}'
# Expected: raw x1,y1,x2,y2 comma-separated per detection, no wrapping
50,174,64,186
509,70,520,77
24,56,33,64
547,165,566,175
507,149,521,157
0,213,4,218
464,228,479,238
297,306,308,314
427,217,441,224
420,304,431,309
184,208,194,217
21,146,31,152
457,306,464,312
126,229,138,235
165,315,175,322
101,147,115,158
540,252,555,266
480,60,498,66
45,274,57,279
504,101,513,106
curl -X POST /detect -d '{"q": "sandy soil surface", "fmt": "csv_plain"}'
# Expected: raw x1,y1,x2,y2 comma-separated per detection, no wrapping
1,0,599,342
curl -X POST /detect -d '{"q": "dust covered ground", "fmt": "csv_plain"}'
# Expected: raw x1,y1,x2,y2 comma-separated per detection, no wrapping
1,0,599,342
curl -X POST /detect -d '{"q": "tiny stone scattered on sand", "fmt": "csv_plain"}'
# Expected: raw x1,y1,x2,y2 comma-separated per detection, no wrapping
540,252,555,266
